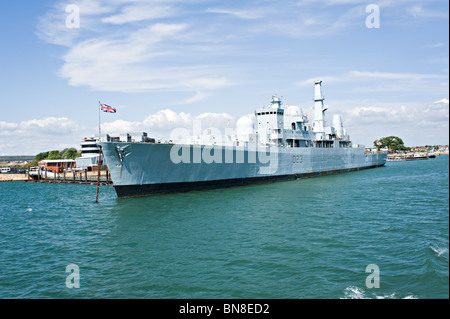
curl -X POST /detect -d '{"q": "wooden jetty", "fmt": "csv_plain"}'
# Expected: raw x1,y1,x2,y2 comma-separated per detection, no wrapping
26,167,112,185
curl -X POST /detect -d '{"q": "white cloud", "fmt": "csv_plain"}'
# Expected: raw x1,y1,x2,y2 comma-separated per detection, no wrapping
101,109,235,141
424,98,450,123
337,99,449,146
343,105,411,124
183,91,210,104
0,117,86,155
0,117,81,136
434,98,449,104
102,5,176,24
0,121,19,131
143,109,193,129
408,4,449,19
19,117,81,134
206,8,264,20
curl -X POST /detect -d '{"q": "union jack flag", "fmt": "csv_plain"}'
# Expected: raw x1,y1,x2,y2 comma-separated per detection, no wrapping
100,103,116,113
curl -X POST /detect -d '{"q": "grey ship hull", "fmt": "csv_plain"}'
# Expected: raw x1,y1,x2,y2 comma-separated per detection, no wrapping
99,142,387,198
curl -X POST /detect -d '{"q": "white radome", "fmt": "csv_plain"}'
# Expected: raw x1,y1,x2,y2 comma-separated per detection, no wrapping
236,116,254,137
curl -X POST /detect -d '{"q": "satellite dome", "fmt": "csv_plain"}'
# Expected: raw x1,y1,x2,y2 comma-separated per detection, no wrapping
285,105,300,115
236,116,254,136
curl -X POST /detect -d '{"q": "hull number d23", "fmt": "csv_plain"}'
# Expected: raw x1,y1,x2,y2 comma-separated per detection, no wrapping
293,155,303,164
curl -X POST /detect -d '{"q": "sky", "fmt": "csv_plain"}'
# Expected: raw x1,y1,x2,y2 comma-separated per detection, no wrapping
0,0,448,155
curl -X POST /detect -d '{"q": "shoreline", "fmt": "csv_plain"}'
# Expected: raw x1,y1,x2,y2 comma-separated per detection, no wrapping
0,171,110,184
0,174,28,182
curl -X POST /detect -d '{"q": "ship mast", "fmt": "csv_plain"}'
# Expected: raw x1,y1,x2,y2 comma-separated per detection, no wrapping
312,80,328,137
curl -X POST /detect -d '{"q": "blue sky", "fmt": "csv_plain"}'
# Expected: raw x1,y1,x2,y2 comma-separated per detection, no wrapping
0,0,448,155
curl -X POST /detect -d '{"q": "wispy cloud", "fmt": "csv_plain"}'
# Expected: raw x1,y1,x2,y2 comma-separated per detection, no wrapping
35,0,115,46
57,22,232,93
246,3,372,38
349,70,447,81
37,1,235,98
408,4,449,18
182,91,210,104
36,10,80,47
295,70,448,95
426,42,446,48
102,4,176,24
206,8,264,20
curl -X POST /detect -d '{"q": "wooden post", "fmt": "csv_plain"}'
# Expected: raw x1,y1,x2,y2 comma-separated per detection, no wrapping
27,167,30,181
63,170,66,181
95,147,102,203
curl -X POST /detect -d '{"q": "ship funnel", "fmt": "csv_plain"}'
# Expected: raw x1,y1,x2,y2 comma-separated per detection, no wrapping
332,114,344,138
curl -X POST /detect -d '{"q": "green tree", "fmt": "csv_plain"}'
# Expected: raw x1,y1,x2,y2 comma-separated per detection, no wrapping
23,160,38,168
35,148,81,162
35,151,49,162
47,150,62,160
374,136,407,152
61,148,81,160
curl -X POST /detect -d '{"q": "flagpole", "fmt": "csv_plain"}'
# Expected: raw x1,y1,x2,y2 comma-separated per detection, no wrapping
98,101,101,141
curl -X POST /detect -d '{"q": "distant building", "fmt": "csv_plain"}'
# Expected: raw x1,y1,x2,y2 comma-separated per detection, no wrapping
39,159,76,173
410,147,428,152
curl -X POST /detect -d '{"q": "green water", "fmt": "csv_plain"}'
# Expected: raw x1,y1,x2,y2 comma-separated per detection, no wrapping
0,156,448,298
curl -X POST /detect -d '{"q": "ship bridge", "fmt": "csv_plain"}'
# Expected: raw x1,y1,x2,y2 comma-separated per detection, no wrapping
254,94,310,147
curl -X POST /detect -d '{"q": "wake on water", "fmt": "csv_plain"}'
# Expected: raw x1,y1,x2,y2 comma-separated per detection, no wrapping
341,286,417,299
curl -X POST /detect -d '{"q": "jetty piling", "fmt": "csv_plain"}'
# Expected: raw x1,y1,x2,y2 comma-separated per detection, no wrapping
95,146,102,203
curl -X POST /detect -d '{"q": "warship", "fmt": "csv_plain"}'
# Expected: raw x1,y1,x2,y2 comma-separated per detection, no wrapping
99,81,387,198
